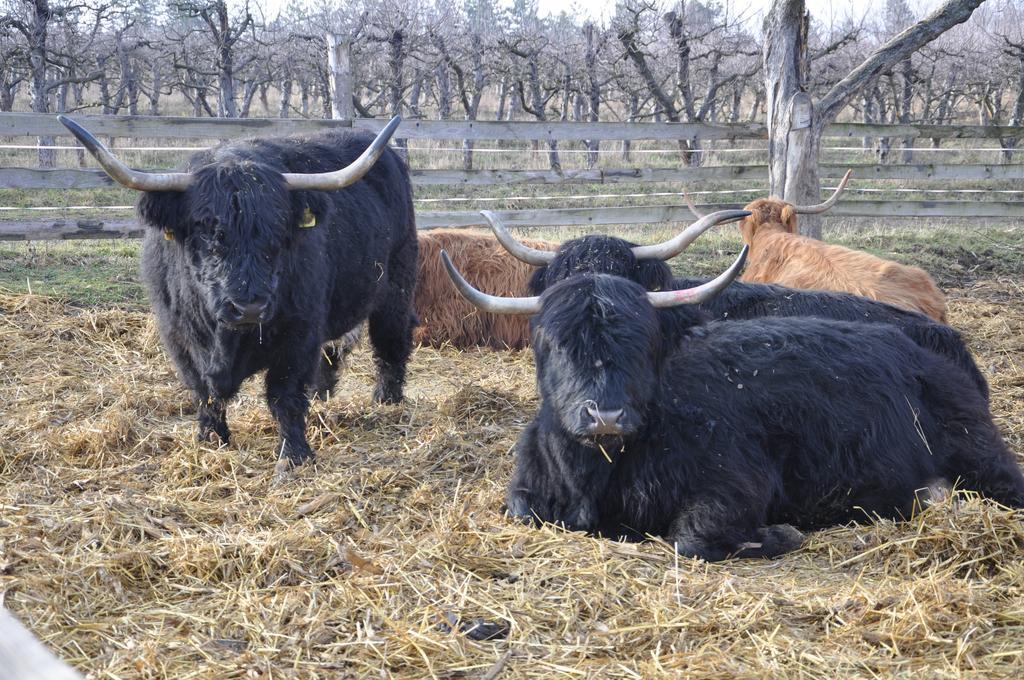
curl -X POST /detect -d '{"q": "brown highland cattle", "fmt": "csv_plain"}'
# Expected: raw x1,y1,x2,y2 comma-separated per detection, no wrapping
688,171,947,322
414,230,556,349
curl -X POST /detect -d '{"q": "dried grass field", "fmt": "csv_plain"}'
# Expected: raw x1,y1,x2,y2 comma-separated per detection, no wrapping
1,225,1024,678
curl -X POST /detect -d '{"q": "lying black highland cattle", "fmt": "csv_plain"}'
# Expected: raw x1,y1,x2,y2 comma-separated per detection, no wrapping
440,250,1024,561
60,116,418,479
481,213,988,401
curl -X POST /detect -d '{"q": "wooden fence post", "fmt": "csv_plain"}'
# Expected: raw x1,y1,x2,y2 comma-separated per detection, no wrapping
326,34,353,121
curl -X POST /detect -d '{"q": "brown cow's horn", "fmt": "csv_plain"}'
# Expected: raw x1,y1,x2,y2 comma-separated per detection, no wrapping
58,115,193,192
440,250,542,315
282,116,402,191
481,210,555,265
684,191,707,219
631,209,750,260
646,245,748,308
792,170,852,214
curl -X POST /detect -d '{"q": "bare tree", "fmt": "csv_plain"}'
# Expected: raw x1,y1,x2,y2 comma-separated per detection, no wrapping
763,0,986,236
171,0,260,118
1,0,105,164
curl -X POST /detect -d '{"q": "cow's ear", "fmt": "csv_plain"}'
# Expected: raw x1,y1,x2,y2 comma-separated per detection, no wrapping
635,260,674,292
291,191,332,231
526,266,547,296
780,205,798,234
137,191,190,240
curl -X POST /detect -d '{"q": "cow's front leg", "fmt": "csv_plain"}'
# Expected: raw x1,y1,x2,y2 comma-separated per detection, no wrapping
197,396,230,444
668,496,798,562
265,346,317,481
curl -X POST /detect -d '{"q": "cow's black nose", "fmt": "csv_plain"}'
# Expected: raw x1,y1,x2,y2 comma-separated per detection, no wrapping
228,299,267,324
584,406,625,435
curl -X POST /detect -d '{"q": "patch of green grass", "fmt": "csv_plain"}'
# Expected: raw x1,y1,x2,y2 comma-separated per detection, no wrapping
0,240,145,308
1,220,1020,310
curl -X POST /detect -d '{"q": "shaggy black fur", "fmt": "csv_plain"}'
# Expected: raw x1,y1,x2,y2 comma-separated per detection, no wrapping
137,130,417,470
527,235,988,400
508,274,1024,561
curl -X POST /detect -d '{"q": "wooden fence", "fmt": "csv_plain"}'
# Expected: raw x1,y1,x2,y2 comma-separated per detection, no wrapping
1,113,1023,241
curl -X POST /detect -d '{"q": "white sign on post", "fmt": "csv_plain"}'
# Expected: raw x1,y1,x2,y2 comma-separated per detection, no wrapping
790,92,812,130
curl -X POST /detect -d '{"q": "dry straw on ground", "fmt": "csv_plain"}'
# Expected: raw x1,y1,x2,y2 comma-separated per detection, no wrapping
1,277,1024,679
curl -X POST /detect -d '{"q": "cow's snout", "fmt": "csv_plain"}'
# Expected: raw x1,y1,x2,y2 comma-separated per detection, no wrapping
583,405,626,436
224,298,269,325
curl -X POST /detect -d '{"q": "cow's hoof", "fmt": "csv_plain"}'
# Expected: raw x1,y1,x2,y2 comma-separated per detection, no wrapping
271,457,297,486
503,493,538,525
557,502,598,532
197,425,230,446
755,524,805,557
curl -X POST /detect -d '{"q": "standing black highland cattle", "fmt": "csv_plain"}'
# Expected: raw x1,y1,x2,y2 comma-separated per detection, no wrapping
482,213,988,400
60,116,418,479
440,250,1024,561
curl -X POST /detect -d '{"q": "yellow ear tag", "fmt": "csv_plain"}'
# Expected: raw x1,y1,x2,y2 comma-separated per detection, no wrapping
163,229,174,241
300,208,317,228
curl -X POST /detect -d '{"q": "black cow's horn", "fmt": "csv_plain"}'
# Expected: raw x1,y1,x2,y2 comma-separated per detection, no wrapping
481,211,555,265
58,115,193,191
483,209,749,265
58,114,402,194
440,250,542,315
646,245,748,308
793,169,852,214
630,208,750,260
282,116,402,191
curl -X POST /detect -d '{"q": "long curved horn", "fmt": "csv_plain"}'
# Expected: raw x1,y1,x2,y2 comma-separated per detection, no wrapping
683,191,706,219
793,169,852,214
646,245,748,308
484,207,749,266
282,116,401,191
631,209,750,260
58,115,193,192
440,250,542,315
481,210,555,265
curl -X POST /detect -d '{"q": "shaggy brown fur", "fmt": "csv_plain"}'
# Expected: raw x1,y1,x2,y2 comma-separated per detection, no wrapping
738,199,948,322
415,230,557,349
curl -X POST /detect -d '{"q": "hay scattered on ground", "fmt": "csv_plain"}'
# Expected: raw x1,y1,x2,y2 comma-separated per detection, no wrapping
1,280,1023,678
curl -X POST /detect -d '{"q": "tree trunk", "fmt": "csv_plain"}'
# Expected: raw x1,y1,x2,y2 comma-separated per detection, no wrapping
434,64,449,119
279,78,292,118
763,0,984,236
388,29,407,158
763,0,821,234
496,76,508,121
898,56,914,163
584,22,601,169
861,92,874,151
27,0,55,167
149,62,162,115
623,92,639,161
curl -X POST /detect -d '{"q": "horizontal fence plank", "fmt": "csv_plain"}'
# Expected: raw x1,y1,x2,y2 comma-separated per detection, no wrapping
826,122,1024,140
0,112,354,139
3,112,1022,142
5,163,1024,190
3,201,1022,240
